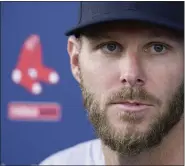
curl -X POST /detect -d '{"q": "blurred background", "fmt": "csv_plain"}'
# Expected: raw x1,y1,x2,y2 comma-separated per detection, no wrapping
1,2,95,165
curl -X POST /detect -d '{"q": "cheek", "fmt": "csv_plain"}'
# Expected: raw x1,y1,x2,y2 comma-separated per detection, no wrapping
80,53,120,93
146,57,183,104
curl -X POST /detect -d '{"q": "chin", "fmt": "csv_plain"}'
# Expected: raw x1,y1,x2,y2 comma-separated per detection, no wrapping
108,115,153,137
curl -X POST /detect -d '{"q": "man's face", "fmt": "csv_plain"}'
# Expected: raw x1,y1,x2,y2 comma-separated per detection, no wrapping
68,23,184,155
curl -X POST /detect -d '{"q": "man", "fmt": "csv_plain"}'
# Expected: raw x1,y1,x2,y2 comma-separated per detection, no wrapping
40,2,184,165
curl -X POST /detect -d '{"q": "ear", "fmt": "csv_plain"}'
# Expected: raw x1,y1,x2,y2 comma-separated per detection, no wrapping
67,36,81,83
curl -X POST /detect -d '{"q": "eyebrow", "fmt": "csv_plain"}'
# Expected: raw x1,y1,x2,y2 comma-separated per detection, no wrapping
82,31,113,41
145,29,183,42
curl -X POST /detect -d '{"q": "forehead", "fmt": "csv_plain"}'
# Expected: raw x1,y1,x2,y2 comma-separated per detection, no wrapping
80,21,183,42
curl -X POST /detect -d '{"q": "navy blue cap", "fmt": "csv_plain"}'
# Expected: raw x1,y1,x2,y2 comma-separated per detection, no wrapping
65,2,184,36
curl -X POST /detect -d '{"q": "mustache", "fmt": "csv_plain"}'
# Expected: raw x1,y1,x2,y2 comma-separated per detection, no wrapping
106,87,161,106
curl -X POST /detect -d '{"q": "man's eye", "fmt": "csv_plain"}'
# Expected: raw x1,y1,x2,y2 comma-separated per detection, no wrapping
98,42,122,54
145,43,170,55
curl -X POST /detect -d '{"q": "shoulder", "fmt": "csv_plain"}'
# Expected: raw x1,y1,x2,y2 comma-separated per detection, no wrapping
40,139,103,165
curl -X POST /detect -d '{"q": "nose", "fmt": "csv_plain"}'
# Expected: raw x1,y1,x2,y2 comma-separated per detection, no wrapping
119,52,146,87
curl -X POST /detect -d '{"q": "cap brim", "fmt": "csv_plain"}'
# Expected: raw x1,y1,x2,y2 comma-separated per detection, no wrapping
65,10,183,36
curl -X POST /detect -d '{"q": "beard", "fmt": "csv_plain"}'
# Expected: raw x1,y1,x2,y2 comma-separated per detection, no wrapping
79,73,184,156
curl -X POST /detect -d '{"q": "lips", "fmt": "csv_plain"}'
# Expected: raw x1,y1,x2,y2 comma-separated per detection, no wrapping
110,100,153,112
112,100,152,106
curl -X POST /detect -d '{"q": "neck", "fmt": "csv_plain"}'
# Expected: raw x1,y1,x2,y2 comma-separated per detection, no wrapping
102,118,184,165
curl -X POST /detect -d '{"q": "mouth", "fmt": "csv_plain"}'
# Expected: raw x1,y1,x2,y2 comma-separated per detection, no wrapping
112,100,152,106
110,100,153,112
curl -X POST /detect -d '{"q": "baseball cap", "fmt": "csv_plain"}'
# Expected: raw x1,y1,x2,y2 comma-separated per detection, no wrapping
65,2,184,36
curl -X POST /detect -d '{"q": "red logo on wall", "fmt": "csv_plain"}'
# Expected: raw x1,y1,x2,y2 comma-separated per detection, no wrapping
11,34,60,95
